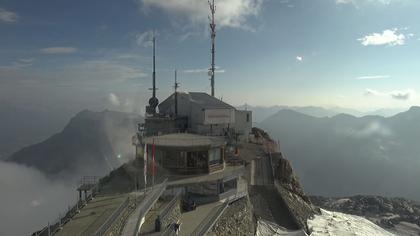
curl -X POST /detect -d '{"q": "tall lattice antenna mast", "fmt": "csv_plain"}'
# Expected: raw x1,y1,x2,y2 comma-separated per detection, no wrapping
208,0,216,97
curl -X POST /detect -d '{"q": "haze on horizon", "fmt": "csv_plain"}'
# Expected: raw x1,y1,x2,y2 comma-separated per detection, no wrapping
1,0,420,116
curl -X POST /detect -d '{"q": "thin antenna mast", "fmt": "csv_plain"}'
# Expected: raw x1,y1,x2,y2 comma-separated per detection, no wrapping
146,33,159,115
152,35,156,98
208,0,216,97
174,70,179,116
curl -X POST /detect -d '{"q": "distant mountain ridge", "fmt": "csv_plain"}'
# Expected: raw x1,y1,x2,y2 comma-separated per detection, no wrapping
259,106,420,201
0,103,71,159
7,110,143,181
237,104,406,122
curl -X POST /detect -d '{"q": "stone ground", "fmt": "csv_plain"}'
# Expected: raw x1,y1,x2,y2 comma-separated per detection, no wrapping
210,197,255,236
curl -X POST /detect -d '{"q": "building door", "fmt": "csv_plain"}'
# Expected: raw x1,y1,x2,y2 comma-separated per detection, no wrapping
187,152,197,168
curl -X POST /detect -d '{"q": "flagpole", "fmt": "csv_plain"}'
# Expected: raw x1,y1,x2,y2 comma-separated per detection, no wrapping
144,142,148,195
152,138,155,188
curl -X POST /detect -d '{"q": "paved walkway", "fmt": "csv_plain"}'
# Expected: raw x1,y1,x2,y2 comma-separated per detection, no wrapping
55,194,128,236
178,201,223,236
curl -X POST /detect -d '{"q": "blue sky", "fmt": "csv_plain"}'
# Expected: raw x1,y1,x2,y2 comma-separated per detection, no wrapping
1,0,420,114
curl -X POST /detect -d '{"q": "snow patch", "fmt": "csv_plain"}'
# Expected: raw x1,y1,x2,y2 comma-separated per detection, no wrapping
308,209,394,236
256,220,308,236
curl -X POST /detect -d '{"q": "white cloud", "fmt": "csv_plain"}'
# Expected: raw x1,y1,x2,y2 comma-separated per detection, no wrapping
364,88,415,101
0,161,75,236
0,8,18,23
355,121,392,137
140,0,264,30
19,58,35,63
358,29,406,46
336,0,392,5
356,75,390,80
1,57,148,89
40,47,78,54
183,66,225,74
178,31,201,42
136,30,155,47
108,93,121,106
0,60,34,70
364,89,382,96
79,60,148,82
390,90,412,100
296,56,303,62
336,0,354,4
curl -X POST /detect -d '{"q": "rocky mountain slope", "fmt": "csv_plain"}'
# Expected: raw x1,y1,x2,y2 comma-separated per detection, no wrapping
6,110,142,180
259,106,420,201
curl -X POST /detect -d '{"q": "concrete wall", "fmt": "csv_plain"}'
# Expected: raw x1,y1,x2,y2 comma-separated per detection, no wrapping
203,108,235,125
158,93,237,136
233,110,252,141
145,116,188,136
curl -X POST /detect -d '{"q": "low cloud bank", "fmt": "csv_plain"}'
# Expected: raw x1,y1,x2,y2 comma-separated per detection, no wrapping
0,161,76,236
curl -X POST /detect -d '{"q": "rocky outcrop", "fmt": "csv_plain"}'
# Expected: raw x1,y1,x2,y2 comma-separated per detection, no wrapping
274,153,312,204
251,127,316,233
273,152,317,233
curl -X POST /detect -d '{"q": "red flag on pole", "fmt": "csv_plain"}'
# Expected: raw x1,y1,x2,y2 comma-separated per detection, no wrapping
143,143,147,188
152,138,156,185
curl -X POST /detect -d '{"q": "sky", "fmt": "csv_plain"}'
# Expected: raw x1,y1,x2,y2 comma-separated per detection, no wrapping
1,0,420,114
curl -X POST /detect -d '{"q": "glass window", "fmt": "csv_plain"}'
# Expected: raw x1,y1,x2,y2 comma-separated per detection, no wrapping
209,148,221,165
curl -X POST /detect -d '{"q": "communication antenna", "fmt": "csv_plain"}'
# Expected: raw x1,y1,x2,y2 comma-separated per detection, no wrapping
208,0,216,97
174,70,180,116
147,33,159,115
152,35,157,98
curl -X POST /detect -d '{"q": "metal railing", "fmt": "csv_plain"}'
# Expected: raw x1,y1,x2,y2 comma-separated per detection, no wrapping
91,197,130,236
134,180,168,233
190,188,248,236
122,179,168,236
33,191,95,236
158,191,182,236
160,190,181,222
191,201,230,236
